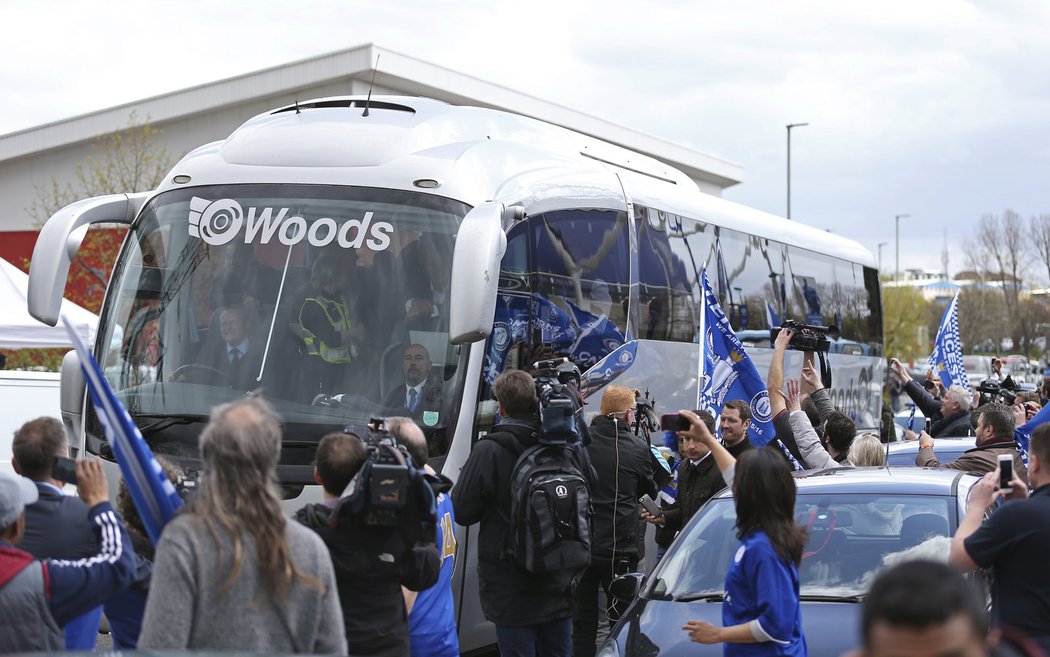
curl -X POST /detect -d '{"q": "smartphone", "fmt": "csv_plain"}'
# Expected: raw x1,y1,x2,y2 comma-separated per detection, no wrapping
997,453,1014,494
924,418,932,434
52,456,77,485
660,413,690,432
639,493,663,517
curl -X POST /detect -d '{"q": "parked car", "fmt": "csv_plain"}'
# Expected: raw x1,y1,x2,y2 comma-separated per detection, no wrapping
885,437,976,466
597,468,982,657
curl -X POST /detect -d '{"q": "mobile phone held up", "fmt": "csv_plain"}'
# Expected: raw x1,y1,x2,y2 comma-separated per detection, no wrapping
639,493,663,518
52,456,77,485
997,453,1014,494
660,413,690,432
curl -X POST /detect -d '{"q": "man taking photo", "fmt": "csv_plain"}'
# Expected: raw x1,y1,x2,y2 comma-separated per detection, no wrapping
949,423,1050,653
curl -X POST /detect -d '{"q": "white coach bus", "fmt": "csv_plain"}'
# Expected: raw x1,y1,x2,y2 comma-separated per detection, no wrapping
28,97,882,653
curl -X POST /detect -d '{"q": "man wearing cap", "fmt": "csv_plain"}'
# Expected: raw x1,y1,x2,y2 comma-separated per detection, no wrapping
0,460,137,652
574,385,658,657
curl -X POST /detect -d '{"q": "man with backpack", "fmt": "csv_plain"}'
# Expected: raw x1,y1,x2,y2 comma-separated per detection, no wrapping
573,385,657,657
452,370,593,657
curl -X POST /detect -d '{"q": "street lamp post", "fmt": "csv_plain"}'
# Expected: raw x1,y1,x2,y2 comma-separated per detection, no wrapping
878,241,888,272
895,214,910,285
786,122,809,220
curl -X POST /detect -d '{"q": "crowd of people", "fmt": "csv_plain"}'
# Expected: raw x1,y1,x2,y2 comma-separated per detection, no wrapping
3,322,1049,656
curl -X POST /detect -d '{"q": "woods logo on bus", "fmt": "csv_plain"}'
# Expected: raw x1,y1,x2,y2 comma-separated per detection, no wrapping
188,197,393,250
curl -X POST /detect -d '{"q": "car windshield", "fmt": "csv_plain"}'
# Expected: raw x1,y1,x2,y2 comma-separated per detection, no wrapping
651,494,955,600
92,184,469,464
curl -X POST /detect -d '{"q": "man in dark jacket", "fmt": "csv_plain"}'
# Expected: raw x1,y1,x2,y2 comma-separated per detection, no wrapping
0,461,136,652
295,431,440,657
12,417,102,649
642,410,727,538
917,403,1028,484
890,358,973,437
452,370,591,657
573,385,657,657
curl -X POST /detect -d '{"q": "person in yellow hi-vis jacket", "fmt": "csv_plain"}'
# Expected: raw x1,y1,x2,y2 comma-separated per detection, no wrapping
298,255,361,396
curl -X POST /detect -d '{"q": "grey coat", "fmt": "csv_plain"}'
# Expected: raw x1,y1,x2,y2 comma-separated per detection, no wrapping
138,514,347,654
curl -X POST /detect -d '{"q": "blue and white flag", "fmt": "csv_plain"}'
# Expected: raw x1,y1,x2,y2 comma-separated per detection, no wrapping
62,317,183,545
699,268,775,446
1012,404,1050,469
765,301,781,330
928,292,968,390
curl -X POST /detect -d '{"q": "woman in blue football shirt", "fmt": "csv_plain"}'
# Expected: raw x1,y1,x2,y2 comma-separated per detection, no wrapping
678,410,808,656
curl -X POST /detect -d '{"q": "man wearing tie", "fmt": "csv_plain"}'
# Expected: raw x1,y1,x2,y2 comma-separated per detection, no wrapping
195,305,262,390
382,344,442,423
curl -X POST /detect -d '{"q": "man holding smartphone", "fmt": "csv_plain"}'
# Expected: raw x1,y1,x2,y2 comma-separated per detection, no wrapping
949,423,1050,653
916,404,1028,486
10,417,103,649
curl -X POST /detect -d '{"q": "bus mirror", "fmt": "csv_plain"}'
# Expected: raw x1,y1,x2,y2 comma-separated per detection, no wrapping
59,349,86,456
448,202,507,344
28,193,149,326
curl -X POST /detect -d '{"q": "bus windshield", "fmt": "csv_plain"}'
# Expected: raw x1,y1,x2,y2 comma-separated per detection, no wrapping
93,184,469,467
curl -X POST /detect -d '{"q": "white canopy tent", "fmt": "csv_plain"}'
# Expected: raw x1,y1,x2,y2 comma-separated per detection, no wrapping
0,258,97,349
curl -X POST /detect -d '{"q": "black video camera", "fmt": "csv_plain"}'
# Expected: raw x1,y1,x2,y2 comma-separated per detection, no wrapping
770,319,835,353
976,379,1017,406
335,417,415,528
530,358,586,445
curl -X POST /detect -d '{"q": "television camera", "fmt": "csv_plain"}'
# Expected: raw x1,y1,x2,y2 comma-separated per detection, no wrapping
770,319,837,353
975,378,1018,407
333,418,446,539
530,357,587,445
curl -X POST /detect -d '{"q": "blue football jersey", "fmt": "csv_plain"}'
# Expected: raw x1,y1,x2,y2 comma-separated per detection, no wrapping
408,492,459,657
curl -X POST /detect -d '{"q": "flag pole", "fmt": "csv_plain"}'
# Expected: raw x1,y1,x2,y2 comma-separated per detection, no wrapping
697,266,707,410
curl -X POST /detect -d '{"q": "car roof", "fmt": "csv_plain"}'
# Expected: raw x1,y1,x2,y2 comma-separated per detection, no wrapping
713,465,972,498
887,437,977,453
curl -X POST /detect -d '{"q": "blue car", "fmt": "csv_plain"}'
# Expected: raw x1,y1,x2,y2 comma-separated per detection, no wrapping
598,467,983,657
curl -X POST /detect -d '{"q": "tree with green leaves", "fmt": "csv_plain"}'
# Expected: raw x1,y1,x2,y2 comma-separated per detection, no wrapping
883,286,931,362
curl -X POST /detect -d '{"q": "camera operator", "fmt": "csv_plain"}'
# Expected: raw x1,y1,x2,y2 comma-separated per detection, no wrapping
916,404,1029,484
294,431,440,657
452,370,594,657
889,358,973,438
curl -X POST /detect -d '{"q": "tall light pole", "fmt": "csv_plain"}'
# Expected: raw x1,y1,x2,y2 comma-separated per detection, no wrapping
878,241,888,272
786,122,809,220
895,214,910,285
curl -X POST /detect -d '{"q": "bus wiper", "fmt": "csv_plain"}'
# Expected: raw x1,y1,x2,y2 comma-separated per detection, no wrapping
674,592,724,602
257,238,296,385
799,593,865,603
135,414,204,437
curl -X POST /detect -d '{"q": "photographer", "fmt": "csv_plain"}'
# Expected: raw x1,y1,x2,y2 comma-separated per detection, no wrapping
889,358,973,437
916,404,1028,484
295,431,440,657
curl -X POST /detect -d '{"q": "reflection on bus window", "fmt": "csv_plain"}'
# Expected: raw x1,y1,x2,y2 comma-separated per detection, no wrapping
96,184,470,461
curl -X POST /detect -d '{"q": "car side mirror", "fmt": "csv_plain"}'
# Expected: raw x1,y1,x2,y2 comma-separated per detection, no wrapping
608,572,645,600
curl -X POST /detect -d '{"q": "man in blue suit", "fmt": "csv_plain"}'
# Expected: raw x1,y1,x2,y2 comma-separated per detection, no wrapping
12,417,103,649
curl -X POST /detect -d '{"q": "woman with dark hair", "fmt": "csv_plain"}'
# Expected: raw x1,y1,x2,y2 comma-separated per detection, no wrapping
677,410,808,656
137,398,346,653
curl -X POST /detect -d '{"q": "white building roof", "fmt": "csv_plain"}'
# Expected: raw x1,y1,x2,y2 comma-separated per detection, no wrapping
0,44,743,191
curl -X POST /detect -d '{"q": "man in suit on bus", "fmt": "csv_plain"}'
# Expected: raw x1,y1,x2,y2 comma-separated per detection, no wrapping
193,304,263,390
381,344,443,423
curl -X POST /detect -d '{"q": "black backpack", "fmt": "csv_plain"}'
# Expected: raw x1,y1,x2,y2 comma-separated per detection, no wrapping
491,432,592,577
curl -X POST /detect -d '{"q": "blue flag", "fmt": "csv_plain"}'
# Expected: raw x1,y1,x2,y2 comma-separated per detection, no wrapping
699,268,775,446
928,292,968,390
62,317,183,545
765,301,781,330
1012,404,1050,469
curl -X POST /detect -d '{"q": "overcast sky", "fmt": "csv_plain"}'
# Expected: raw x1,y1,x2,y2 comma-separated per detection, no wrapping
5,0,1050,279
